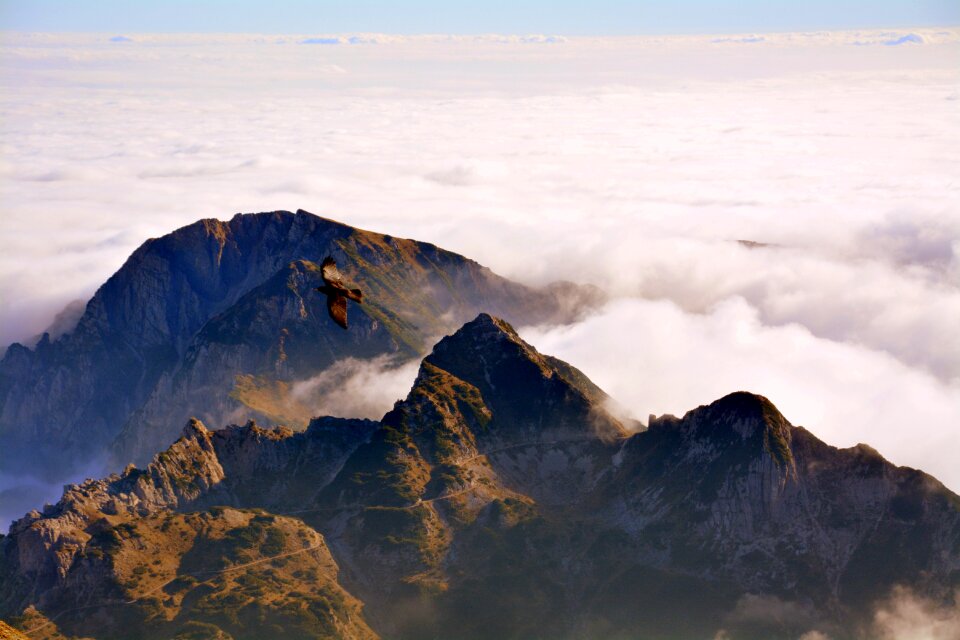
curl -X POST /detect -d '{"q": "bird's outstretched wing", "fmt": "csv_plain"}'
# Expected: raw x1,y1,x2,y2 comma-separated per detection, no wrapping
327,293,348,329
321,256,343,287
319,256,359,329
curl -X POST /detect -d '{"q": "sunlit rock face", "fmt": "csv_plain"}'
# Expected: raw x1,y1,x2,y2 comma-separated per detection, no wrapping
2,315,957,640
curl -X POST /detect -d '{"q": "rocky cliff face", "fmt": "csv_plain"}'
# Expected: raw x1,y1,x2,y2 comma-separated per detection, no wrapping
0,211,601,478
2,315,957,640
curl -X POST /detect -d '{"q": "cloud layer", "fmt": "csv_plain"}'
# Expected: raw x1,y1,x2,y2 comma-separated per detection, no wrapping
521,297,960,492
0,29,957,499
871,586,960,640
291,356,421,421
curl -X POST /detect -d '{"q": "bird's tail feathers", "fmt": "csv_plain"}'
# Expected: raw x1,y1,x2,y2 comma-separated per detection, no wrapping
347,288,363,303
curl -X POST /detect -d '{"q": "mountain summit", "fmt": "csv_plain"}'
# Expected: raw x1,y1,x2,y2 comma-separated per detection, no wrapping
2,315,957,640
0,211,602,480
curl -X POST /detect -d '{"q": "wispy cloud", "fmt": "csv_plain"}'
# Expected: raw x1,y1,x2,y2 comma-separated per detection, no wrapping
290,356,420,420
521,296,960,494
714,586,960,639
871,586,960,640
714,593,826,639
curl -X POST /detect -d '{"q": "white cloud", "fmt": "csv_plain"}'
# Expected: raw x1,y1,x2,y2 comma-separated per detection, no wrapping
0,28,957,491
713,593,829,639
520,297,960,493
711,35,766,43
291,356,420,421
301,37,343,45
871,586,960,640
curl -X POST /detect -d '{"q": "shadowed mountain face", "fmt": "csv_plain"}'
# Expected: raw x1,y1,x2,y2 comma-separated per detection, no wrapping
0,211,602,477
2,315,957,640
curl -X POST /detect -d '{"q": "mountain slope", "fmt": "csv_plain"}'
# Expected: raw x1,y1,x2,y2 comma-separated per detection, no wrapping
2,315,957,640
5,507,378,640
0,211,601,477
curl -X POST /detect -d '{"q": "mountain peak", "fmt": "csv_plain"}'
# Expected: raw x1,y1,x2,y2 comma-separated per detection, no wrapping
440,312,522,343
1,212,600,474
425,313,550,393
417,313,628,443
427,312,535,364
707,391,784,422
470,311,518,333
681,391,795,468
181,417,210,439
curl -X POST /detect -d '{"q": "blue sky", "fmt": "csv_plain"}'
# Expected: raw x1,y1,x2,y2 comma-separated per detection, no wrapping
1,0,958,35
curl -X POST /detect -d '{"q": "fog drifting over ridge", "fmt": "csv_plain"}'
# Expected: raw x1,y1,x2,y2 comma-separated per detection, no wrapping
0,29,958,497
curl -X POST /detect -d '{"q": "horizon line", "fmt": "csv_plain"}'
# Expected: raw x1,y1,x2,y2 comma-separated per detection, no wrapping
2,23,958,38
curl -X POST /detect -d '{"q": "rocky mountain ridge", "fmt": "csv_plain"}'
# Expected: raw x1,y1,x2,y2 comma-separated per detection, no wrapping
0,211,601,480
2,314,957,639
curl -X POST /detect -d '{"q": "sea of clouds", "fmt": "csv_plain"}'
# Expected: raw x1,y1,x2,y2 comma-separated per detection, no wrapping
0,28,958,528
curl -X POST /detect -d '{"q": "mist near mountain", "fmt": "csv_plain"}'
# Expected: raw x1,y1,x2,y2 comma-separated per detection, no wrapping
289,356,422,421
1,30,957,504
521,296,960,499
2,314,957,640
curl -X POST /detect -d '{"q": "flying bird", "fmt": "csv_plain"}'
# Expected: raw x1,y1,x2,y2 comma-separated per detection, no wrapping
315,256,363,329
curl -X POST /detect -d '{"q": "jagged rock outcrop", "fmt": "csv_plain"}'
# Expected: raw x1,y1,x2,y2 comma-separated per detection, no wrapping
0,211,603,480
2,315,958,640
1,415,377,603
0,412,379,640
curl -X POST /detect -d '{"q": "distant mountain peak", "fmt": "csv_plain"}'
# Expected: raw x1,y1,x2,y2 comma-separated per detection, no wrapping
654,390,796,469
